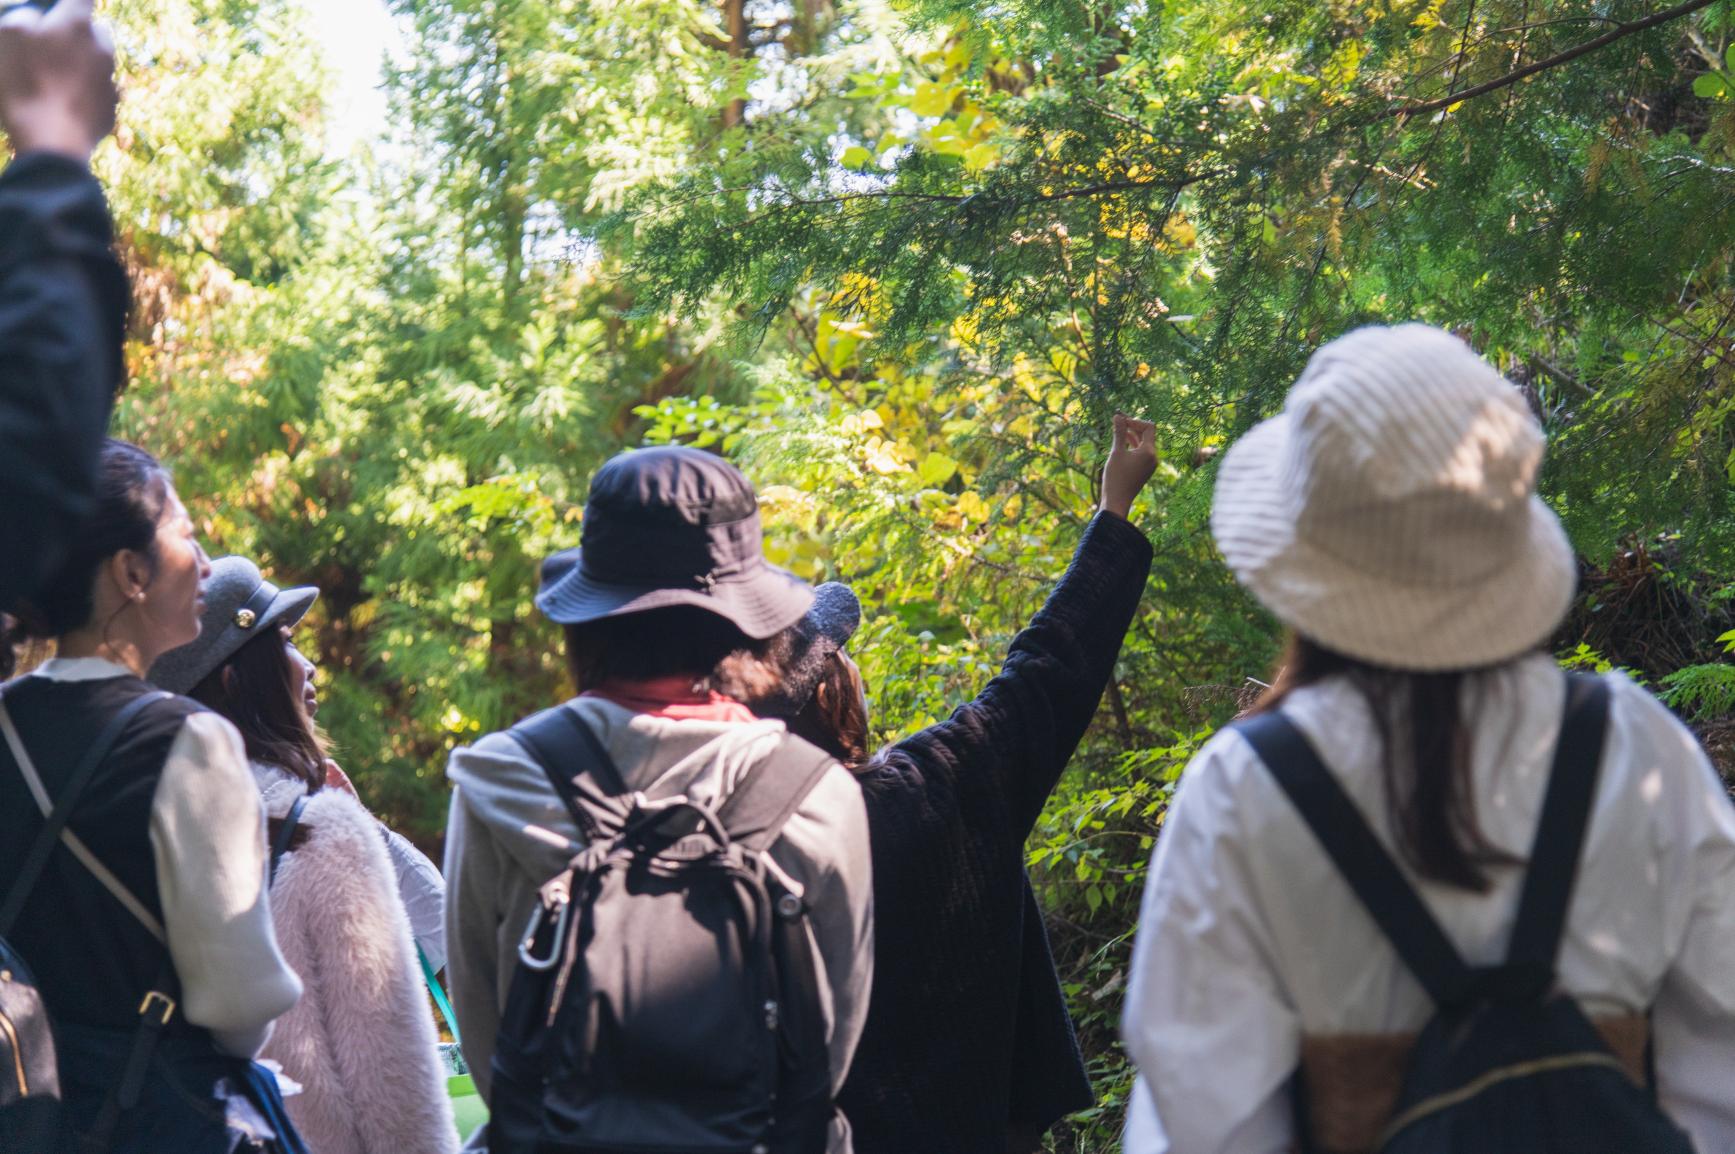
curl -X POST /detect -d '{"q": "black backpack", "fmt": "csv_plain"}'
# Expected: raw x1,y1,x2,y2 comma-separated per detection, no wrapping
489,706,839,1154
1235,673,1694,1154
0,689,172,1153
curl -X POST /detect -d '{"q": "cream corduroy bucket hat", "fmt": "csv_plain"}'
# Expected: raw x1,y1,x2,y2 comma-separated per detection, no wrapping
1211,323,1577,672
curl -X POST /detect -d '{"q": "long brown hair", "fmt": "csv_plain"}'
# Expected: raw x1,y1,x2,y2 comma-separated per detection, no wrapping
188,628,327,791
1251,634,1518,892
786,651,870,770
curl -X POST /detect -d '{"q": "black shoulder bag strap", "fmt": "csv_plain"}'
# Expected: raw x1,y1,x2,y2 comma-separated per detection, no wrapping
269,794,308,887
1233,710,1478,1008
1504,673,1610,978
508,705,632,842
0,686,181,1149
717,737,837,853
0,688,170,936
719,735,839,1141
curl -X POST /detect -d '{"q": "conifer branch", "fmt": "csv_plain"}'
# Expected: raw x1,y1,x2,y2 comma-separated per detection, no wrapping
1382,0,1719,122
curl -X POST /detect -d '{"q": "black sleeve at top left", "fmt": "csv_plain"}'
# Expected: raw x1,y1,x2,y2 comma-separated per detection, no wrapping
0,152,128,609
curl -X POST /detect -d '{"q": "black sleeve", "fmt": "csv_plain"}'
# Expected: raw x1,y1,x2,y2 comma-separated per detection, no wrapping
881,510,1153,842
0,153,127,609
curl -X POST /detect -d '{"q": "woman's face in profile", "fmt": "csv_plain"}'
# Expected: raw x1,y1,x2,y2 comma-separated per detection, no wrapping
139,487,210,654
282,626,318,720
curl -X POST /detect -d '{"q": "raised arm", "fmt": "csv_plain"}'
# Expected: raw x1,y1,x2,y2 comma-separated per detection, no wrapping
882,414,1156,841
0,0,126,606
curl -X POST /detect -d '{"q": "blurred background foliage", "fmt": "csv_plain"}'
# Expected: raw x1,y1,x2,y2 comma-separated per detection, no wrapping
56,0,1735,1146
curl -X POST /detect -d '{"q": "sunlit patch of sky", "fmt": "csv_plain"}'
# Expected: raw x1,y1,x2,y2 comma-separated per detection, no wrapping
298,0,403,156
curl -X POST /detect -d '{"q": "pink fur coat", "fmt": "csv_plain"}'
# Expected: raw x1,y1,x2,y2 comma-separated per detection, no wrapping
255,764,459,1154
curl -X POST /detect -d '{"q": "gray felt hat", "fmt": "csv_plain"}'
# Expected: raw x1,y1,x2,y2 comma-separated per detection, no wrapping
754,582,862,719
149,556,318,695
534,446,814,639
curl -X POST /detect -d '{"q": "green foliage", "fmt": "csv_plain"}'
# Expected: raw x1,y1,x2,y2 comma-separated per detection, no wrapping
1662,661,1735,721
95,1,1735,1151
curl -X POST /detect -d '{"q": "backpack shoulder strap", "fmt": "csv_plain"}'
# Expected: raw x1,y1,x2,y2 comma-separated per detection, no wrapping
1234,709,1476,1007
508,704,631,842
0,687,174,937
717,736,838,853
269,793,307,887
1505,672,1611,974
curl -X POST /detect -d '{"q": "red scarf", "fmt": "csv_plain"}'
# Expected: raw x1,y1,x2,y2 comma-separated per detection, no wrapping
582,676,758,723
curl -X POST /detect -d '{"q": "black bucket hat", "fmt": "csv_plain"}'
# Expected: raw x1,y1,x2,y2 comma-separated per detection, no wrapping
535,446,814,639
149,556,318,695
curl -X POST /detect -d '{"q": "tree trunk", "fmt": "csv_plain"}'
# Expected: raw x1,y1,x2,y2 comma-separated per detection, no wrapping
723,0,747,128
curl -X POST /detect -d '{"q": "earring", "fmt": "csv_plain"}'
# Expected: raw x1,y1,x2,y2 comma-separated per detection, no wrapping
133,591,146,602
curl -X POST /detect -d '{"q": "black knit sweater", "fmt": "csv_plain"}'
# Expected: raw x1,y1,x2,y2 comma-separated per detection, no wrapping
839,511,1154,1154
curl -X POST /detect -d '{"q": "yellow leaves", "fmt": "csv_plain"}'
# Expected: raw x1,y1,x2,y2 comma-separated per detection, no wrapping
862,438,908,475
759,484,814,514
919,451,959,486
841,407,884,436
1098,201,1155,244
912,81,958,118
1322,40,1364,93
1412,0,1448,30
963,141,1003,173
762,531,829,581
831,273,882,321
812,315,876,377
951,310,983,349
955,491,990,523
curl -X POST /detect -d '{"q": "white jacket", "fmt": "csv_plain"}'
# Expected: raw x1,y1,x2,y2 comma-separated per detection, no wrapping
1123,656,1735,1154
254,763,459,1154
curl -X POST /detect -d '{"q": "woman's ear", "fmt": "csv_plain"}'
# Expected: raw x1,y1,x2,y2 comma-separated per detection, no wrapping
107,548,155,603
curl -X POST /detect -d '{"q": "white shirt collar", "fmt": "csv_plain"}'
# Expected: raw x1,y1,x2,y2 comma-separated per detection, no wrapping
30,656,138,682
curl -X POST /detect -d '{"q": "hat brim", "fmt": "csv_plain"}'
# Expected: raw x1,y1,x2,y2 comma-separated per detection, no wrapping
1211,415,1577,672
257,586,318,637
535,556,814,640
153,584,319,695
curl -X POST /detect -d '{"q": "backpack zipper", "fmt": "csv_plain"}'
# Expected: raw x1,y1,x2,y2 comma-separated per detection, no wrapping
0,1006,26,1096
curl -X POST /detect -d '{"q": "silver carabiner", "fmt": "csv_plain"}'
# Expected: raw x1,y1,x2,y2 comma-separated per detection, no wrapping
517,890,572,972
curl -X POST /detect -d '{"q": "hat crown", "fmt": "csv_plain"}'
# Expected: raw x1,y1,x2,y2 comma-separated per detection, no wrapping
199,556,268,622
1278,325,1543,586
586,446,759,526
536,447,815,637
579,446,765,588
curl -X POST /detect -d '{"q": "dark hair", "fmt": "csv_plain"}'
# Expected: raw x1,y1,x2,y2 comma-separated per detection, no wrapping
188,627,327,791
1250,634,1518,892
2,440,173,677
786,650,870,770
563,607,785,701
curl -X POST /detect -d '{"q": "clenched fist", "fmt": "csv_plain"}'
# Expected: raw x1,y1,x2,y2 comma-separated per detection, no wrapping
1100,412,1158,520
0,0,119,163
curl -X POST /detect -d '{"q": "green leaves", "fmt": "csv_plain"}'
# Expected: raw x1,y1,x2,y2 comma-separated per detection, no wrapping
918,450,959,486
1692,44,1735,99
